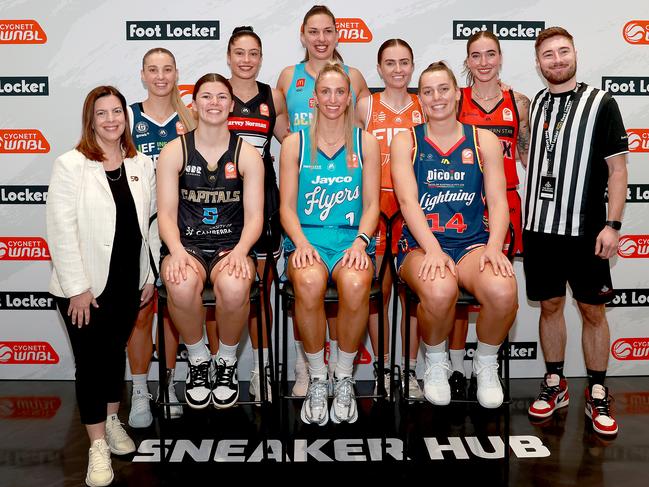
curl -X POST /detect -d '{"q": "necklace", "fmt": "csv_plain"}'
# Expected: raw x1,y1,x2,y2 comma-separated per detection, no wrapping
318,134,344,146
473,87,501,102
105,164,122,182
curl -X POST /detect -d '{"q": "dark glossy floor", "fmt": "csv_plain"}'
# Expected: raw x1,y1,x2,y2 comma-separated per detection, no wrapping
1,377,647,487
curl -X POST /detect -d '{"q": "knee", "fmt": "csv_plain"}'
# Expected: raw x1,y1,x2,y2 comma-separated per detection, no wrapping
540,297,565,319
165,274,202,306
337,270,372,308
214,276,250,309
482,280,518,313
578,303,607,328
417,282,457,314
292,268,327,304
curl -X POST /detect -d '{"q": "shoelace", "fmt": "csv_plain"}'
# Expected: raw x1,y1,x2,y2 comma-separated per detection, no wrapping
131,391,153,410
334,377,355,406
537,381,562,402
307,380,328,409
107,417,130,443
474,361,500,385
215,359,235,387
591,394,613,417
425,360,451,380
89,442,110,471
189,361,209,387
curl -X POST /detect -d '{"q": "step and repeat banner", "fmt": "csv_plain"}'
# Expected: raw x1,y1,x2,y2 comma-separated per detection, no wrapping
1,0,648,380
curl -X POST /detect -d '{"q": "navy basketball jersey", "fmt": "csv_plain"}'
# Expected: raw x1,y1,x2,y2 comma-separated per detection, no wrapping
177,131,244,250
129,102,183,166
401,123,488,250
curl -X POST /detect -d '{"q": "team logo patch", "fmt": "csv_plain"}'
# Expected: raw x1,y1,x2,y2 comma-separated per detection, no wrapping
176,121,186,135
348,154,359,168
224,162,237,179
308,97,316,109
135,121,148,134
241,107,250,114
296,78,305,89
502,108,513,122
260,103,269,117
159,128,168,137
462,148,474,165
395,116,402,124
412,110,422,124
327,162,335,171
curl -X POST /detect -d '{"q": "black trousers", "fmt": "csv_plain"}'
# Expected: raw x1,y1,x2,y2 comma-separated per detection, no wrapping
55,280,140,425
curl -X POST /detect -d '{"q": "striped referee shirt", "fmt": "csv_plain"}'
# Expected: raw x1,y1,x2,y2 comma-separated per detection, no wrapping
523,83,628,236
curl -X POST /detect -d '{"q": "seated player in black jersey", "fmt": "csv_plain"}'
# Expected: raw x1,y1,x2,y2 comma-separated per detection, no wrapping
391,62,518,409
157,73,265,409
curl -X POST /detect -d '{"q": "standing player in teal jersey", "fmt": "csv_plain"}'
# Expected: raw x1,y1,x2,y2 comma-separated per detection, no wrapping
126,47,196,428
280,63,379,424
277,4,370,395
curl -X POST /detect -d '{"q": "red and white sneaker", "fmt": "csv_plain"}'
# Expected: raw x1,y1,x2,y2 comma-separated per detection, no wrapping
585,384,618,436
528,373,570,418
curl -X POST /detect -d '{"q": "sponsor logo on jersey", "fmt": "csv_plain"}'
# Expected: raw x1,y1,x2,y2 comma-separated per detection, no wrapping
608,289,649,307
135,121,148,134
0,77,48,96
178,84,194,108
184,164,201,176
224,162,237,179
176,121,187,135
372,127,409,146
0,396,61,419
623,21,649,44
0,292,56,310
0,342,59,364
0,129,49,153
426,169,466,183
0,185,48,204
0,20,47,44
228,117,270,134
502,107,513,122
259,103,269,117
295,78,306,90
612,338,649,361
461,148,474,165
308,97,316,109
335,18,372,43
464,342,537,360
602,77,649,96
412,110,422,124
627,128,649,152
0,237,50,260
618,235,649,258
453,21,545,40
126,21,219,40
348,153,359,168
159,128,168,137
241,107,250,114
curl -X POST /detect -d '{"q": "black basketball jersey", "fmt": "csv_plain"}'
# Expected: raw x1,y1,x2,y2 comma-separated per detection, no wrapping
177,130,244,250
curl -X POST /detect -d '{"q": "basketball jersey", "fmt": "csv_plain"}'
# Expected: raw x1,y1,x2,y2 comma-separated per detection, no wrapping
286,62,357,132
365,92,423,190
401,123,488,250
129,102,184,166
458,87,519,188
177,130,244,250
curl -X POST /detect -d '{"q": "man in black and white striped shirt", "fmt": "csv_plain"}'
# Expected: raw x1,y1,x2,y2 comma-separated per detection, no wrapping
523,27,628,436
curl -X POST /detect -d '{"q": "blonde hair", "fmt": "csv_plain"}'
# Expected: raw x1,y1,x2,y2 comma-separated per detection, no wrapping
309,62,355,166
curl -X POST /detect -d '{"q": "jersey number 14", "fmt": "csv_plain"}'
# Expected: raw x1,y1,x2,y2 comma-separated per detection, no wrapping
426,213,467,233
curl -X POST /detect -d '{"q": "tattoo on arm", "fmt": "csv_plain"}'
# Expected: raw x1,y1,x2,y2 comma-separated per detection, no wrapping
515,93,531,165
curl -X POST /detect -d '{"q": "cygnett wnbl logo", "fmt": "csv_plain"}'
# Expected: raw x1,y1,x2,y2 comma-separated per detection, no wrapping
0,20,47,43
623,21,649,44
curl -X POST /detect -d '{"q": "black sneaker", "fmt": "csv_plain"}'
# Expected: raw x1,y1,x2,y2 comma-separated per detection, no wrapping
212,358,239,409
184,359,212,409
449,371,466,400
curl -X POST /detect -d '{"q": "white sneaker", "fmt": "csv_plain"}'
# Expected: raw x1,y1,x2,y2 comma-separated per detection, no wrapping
373,361,391,397
249,368,272,403
105,414,135,455
86,438,113,487
423,354,451,405
330,376,358,424
300,377,329,426
292,361,309,397
473,354,504,409
128,388,153,428
156,381,183,419
402,369,424,400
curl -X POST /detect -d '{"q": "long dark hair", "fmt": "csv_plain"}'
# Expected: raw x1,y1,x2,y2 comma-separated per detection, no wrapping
301,5,343,63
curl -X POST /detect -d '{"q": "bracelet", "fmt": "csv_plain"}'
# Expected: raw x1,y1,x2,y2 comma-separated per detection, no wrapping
356,233,371,247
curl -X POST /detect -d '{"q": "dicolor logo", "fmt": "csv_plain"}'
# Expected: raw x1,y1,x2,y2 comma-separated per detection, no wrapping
178,84,194,108
602,77,649,96
627,129,649,152
0,76,48,96
0,185,48,204
617,235,649,258
453,21,545,40
623,21,649,44
335,18,372,43
126,21,219,40
0,397,61,419
0,20,46,43
612,338,649,361
0,129,49,153
0,342,59,364
0,237,50,260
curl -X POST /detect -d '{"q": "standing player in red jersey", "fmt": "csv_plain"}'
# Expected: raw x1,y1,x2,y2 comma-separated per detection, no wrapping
356,39,424,399
449,31,530,399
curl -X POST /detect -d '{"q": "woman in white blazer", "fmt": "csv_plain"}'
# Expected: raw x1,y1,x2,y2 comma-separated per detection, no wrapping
46,85,157,487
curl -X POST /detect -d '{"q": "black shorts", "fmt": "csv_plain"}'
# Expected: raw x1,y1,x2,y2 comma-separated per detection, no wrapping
161,244,255,284
523,230,613,305
253,208,282,260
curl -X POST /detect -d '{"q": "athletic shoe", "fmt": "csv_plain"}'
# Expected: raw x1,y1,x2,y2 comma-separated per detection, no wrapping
528,373,569,419
249,368,272,403
184,359,212,409
85,438,113,487
292,361,309,397
423,354,451,405
128,388,153,428
156,371,183,419
212,358,239,409
402,369,424,400
585,384,618,436
449,371,467,400
373,361,391,397
473,355,504,408
105,413,135,455
300,377,329,426
330,376,358,424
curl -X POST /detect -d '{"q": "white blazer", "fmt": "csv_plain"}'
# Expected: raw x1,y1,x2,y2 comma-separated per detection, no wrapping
47,149,159,298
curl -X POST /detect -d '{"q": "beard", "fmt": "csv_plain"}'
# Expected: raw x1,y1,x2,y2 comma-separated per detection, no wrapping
540,61,577,86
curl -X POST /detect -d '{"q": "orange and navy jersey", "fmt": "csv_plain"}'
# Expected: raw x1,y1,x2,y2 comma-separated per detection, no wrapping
458,87,519,188
365,92,423,191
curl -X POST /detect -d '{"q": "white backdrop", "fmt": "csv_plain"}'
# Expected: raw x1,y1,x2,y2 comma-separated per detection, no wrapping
1,0,648,380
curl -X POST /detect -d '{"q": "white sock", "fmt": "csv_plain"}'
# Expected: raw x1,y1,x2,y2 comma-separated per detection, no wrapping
295,341,307,367
211,353,218,362
335,349,356,379
186,339,210,365
132,374,148,392
215,340,238,365
328,340,338,367
251,347,269,372
304,349,327,380
423,341,446,355
383,353,390,367
402,356,417,369
476,341,500,362
449,349,466,374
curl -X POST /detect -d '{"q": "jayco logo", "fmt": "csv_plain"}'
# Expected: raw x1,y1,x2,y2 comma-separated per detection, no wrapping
310,175,352,185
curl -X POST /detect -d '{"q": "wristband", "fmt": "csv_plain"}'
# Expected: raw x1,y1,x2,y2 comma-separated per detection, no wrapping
605,220,622,231
356,233,371,247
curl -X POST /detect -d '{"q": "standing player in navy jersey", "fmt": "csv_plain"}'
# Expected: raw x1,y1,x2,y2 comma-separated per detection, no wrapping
448,31,531,399
126,47,196,427
157,73,264,410
277,4,370,395
280,63,379,424
391,62,517,408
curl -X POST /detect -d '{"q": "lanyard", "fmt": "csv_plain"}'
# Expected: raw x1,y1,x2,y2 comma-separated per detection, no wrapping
542,83,579,176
